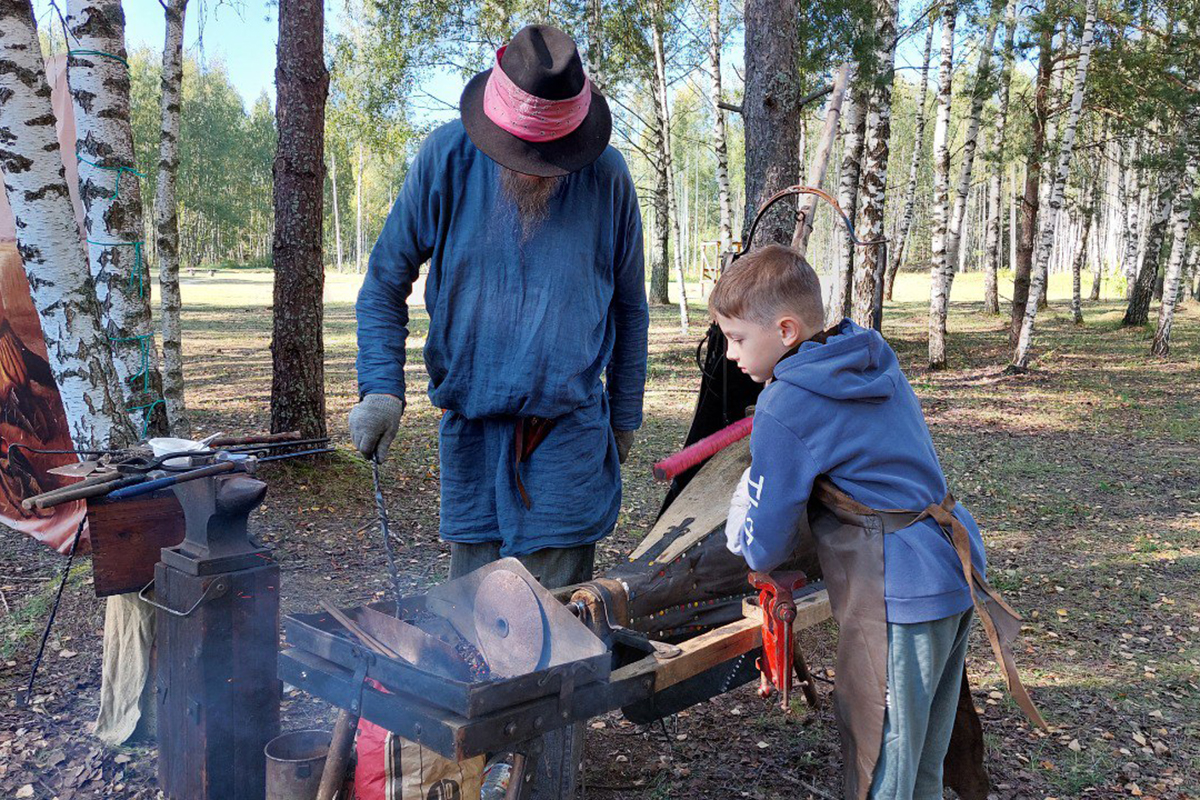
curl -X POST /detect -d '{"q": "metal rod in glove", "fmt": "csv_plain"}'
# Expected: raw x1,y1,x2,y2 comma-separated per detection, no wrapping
372,456,404,605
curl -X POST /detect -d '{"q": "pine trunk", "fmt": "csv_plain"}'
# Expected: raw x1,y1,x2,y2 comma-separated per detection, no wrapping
944,0,1002,272
708,0,733,253
1010,19,1053,345
271,0,328,439
851,0,899,329
884,23,934,301
1012,0,1096,370
793,63,851,258
982,0,1018,314
66,0,169,440
831,83,865,323
652,8,688,331
927,2,956,369
0,0,135,449
742,0,801,247
155,0,189,435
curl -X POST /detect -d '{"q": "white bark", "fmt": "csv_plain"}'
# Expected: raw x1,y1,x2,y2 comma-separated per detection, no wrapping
652,6,688,331
355,141,364,273
155,0,189,435
330,150,343,269
793,63,851,257
830,74,864,325
983,0,1018,314
0,0,135,449
945,0,1002,272
67,0,167,439
1121,140,1145,297
1012,0,1097,369
885,23,934,299
707,0,733,253
927,2,956,369
1151,105,1200,355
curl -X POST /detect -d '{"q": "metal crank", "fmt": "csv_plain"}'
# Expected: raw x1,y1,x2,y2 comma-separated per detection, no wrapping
748,571,810,712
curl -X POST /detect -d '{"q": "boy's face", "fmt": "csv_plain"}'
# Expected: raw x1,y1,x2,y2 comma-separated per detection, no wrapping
715,313,807,384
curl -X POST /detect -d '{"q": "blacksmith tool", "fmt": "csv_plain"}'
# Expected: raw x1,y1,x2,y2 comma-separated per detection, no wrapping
472,569,547,677
748,571,816,712
371,456,404,605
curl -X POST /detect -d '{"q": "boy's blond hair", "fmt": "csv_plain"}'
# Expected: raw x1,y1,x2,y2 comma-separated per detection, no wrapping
708,244,825,329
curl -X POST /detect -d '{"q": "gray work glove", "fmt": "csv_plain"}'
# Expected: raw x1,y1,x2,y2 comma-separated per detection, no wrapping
349,393,405,462
614,428,635,465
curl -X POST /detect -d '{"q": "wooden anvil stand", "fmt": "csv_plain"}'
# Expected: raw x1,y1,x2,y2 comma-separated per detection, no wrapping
147,471,280,800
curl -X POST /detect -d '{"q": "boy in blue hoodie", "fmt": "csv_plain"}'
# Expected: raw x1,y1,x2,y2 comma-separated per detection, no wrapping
713,244,990,799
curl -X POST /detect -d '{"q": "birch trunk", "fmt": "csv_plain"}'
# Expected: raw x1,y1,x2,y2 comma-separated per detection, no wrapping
652,7,688,331
1150,120,1199,355
1071,202,1094,324
1121,141,1145,298
271,0,328,438
742,0,801,247
0,0,135,449
884,24,934,301
1012,0,1096,370
355,142,363,273
927,2,956,369
982,0,1018,313
830,81,864,324
944,0,1002,272
648,107,670,304
851,0,899,329
331,150,343,269
66,0,169,440
793,63,850,257
1124,173,1177,326
707,0,733,253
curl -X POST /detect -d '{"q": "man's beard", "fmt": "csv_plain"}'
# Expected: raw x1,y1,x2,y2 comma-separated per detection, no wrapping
500,167,561,238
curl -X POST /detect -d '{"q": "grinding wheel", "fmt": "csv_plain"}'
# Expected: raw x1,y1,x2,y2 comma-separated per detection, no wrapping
472,569,546,677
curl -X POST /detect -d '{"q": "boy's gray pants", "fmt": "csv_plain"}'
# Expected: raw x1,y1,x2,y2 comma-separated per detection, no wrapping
869,608,974,800
449,541,595,800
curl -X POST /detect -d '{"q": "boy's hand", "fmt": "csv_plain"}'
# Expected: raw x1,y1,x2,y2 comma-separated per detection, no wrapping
725,467,752,556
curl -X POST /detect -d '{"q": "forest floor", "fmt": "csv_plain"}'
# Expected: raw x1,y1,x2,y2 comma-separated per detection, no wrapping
1,271,1197,799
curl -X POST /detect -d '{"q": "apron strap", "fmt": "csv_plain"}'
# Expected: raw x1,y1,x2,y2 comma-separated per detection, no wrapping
513,417,557,510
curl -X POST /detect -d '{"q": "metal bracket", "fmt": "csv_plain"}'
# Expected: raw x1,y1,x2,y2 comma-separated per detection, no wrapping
138,577,229,618
347,647,373,717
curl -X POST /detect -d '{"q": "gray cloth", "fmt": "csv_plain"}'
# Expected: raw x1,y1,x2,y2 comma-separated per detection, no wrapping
349,393,405,461
94,593,156,745
869,609,973,800
448,541,595,799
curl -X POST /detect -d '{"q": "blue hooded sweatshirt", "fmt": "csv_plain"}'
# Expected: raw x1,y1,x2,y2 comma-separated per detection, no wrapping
733,319,986,624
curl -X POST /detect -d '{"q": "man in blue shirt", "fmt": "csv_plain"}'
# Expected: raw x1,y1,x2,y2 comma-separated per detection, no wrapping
350,26,647,613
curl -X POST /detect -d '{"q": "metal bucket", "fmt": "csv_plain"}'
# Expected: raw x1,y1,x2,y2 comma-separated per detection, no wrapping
265,729,331,800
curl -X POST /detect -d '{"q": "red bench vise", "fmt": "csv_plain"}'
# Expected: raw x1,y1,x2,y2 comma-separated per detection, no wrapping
748,571,820,712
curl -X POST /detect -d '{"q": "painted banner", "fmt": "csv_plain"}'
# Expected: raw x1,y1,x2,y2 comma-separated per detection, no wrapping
0,55,89,552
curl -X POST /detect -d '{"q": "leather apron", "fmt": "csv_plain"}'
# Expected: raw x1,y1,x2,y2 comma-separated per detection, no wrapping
809,478,1046,800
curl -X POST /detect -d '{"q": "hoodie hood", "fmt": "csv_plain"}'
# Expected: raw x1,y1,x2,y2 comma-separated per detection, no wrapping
772,318,896,403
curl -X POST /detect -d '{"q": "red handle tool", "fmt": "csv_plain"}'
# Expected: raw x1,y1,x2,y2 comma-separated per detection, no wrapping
652,416,754,481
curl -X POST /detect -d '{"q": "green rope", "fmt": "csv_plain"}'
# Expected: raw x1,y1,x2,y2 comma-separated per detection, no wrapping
127,397,164,438
109,334,152,392
87,239,145,297
66,49,129,69
77,153,144,200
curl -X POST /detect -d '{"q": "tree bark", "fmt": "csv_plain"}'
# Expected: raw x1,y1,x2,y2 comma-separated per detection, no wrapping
0,0,135,449
652,5,688,332
331,150,343,269
707,0,733,253
793,63,851,258
927,2,956,369
851,0,900,329
271,0,328,439
155,0,189,435
1010,16,1054,345
648,106,670,304
982,0,1017,314
1071,203,1094,325
884,23,934,301
355,142,364,273
830,81,865,323
944,0,1002,273
1012,0,1096,370
1124,173,1177,326
65,0,169,440
742,0,800,248
1150,116,1198,355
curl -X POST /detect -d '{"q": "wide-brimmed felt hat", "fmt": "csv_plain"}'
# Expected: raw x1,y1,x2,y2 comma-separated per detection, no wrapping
461,25,612,177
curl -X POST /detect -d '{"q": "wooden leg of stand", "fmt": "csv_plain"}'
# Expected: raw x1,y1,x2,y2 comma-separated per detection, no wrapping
794,641,820,710
505,752,530,800
318,710,358,800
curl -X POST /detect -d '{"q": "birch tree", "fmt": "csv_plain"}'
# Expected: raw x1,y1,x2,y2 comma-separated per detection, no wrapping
830,82,864,323
66,0,169,439
1071,164,1102,324
1012,0,1097,371
652,2,688,331
271,0,329,438
927,1,956,369
851,0,900,329
707,0,733,253
1124,170,1179,325
982,0,1018,314
0,0,135,450
1150,128,1198,355
154,0,190,435
884,21,934,301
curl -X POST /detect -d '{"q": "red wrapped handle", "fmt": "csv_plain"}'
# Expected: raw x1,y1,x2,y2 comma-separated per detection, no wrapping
652,416,754,482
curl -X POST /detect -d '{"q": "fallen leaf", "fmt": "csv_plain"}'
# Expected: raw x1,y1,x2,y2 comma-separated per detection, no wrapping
1068,739,1082,752
15,786,33,799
